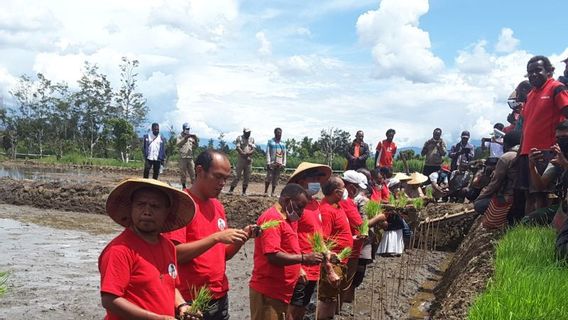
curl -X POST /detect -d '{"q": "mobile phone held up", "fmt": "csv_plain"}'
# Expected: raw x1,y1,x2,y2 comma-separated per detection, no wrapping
540,149,556,163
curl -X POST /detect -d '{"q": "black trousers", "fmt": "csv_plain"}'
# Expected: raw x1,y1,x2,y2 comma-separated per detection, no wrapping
143,159,161,179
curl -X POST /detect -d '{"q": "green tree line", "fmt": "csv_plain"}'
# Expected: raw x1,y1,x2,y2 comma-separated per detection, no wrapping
0,57,148,162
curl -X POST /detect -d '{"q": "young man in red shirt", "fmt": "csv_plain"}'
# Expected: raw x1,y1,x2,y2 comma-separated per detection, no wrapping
165,150,253,320
318,176,354,319
285,162,332,320
375,128,397,170
249,184,323,320
518,55,568,213
99,178,199,320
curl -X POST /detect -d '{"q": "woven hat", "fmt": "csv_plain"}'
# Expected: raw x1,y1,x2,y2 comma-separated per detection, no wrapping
106,178,195,233
288,162,332,184
392,172,411,181
406,172,428,185
341,170,368,189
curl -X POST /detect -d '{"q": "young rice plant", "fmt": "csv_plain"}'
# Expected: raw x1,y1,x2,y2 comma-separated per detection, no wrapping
468,226,568,319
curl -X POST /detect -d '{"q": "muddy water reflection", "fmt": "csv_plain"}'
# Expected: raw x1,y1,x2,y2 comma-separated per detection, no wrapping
0,166,91,183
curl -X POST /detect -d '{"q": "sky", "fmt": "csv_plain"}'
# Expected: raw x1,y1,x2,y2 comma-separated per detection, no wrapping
0,0,567,148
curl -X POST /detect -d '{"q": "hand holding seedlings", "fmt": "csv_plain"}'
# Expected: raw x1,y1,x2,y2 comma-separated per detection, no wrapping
244,224,260,238
214,228,249,245
302,252,323,265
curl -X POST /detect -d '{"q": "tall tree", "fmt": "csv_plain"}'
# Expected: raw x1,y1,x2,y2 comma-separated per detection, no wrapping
115,57,148,129
108,118,136,162
74,62,114,158
316,128,351,166
217,132,229,153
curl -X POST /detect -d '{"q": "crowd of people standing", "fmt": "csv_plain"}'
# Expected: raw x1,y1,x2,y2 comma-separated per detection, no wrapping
100,54,568,319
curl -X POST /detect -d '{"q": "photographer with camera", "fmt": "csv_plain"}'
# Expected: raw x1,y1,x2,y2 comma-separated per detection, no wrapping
449,130,475,171
481,123,505,158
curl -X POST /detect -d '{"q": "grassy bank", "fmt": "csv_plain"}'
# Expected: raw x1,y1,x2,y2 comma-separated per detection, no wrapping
468,226,568,320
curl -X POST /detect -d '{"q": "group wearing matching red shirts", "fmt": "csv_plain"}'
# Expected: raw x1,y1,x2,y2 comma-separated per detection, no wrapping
98,157,381,320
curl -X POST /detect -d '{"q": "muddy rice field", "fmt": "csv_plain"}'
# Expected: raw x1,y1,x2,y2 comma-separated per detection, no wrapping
0,161,500,319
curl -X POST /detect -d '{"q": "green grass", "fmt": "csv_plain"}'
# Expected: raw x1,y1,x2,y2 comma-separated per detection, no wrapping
0,271,9,297
468,226,568,320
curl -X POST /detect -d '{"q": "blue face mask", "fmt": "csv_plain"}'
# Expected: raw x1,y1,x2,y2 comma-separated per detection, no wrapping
307,182,321,195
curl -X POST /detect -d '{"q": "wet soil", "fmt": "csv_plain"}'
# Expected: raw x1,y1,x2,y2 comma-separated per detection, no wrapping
0,162,495,319
429,217,503,320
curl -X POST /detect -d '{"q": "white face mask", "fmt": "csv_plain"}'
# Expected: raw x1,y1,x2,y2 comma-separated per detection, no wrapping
307,182,321,196
286,201,300,222
342,189,349,200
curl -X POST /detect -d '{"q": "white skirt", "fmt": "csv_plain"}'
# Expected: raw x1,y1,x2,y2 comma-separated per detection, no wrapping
377,229,404,255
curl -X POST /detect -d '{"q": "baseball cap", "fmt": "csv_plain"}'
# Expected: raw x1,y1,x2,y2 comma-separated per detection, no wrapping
243,128,251,132
461,130,470,138
341,170,368,189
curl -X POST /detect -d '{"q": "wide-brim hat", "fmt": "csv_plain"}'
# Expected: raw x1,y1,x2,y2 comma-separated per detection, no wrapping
106,178,195,233
406,172,428,185
392,172,411,181
288,162,332,184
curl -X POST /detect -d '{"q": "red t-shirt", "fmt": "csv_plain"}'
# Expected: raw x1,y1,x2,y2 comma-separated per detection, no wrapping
375,140,397,168
249,205,301,303
99,229,179,320
339,199,363,259
296,198,323,281
319,199,353,255
164,190,229,300
371,183,390,203
520,78,568,155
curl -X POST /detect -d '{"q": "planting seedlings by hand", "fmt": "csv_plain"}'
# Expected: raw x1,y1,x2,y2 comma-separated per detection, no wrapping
302,252,324,265
182,286,212,319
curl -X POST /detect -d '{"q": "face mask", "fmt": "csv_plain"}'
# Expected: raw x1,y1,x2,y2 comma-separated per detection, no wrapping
342,189,349,200
557,136,568,154
307,182,321,196
286,201,300,222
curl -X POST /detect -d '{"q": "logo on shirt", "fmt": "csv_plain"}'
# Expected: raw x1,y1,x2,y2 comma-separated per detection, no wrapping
217,218,226,231
168,263,177,279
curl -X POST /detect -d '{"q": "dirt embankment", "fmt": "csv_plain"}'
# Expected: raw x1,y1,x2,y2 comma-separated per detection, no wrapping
415,202,478,251
429,216,504,319
0,177,275,228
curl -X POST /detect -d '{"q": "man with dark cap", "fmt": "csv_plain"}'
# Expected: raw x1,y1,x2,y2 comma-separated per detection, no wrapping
229,128,255,196
517,55,568,214
449,130,474,171
177,122,199,189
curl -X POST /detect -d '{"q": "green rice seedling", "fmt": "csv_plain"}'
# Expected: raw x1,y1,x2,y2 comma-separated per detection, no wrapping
468,226,568,320
188,286,213,315
388,193,396,206
363,200,382,219
358,218,369,236
309,232,330,254
425,186,433,199
337,247,352,261
396,191,408,208
412,197,424,210
259,220,281,230
0,271,9,297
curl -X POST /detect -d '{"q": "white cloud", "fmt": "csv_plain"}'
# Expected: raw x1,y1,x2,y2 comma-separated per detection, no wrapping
356,0,444,83
495,27,520,53
455,40,494,74
256,31,272,56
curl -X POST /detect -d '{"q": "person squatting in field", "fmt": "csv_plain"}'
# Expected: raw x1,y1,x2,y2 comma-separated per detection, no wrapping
98,178,202,320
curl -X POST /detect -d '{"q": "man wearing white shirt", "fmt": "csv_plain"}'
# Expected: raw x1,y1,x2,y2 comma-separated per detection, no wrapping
143,123,166,179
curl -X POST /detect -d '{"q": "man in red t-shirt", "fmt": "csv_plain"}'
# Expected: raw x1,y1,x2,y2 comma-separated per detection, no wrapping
518,55,568,213
99,178,199,320
249,184,323,320
318,176,354,319
165,150,253,320
285,162,331,320
375,128,397,170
